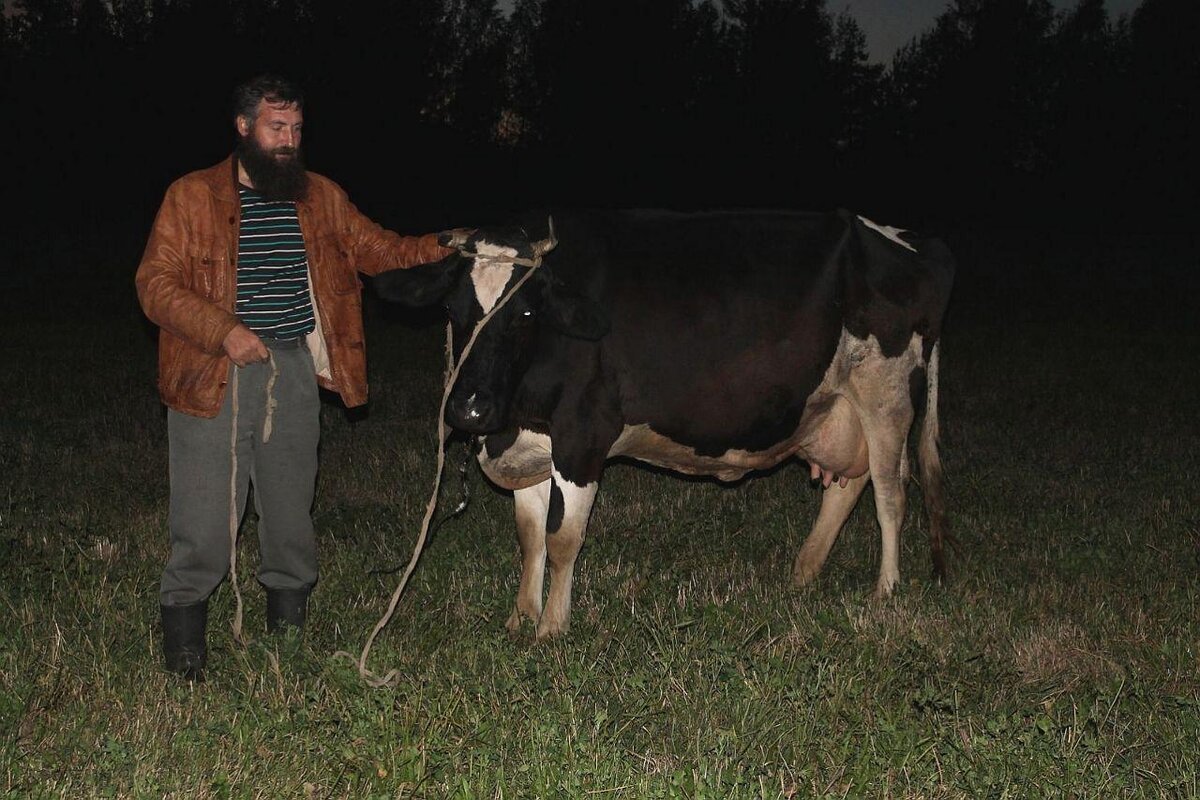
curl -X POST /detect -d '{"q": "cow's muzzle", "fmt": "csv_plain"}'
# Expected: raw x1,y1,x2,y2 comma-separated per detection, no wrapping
446,389,504,434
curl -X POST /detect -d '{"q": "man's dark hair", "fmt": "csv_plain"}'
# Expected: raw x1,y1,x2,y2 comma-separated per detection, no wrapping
233,74,304,123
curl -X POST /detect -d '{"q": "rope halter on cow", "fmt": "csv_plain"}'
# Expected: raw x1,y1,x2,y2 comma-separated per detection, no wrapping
442,217,558,269
336,218,558,688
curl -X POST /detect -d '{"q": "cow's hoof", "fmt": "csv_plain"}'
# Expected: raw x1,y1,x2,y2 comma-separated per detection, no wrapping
792,564,820,588
505,607,536,634
871,578,898,601
534,617,569,641
792,554,824,588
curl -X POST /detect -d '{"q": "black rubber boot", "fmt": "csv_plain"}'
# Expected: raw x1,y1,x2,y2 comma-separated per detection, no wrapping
266,588,309,635
161,600,208,682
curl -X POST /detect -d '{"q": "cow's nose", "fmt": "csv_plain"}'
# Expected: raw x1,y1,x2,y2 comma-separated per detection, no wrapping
446,390,500,434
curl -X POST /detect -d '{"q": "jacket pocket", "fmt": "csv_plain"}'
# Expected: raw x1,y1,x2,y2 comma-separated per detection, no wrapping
190,238,229,300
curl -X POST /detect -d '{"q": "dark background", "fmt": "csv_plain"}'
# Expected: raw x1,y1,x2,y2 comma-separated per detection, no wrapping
0,0,1196,283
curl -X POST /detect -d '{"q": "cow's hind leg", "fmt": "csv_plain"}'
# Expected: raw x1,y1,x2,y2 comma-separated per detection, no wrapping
537,467,598,640
846,335,923,598
861,418,912,599
918,342,949,582
869,439,907,598
507,479,551,632
793,473,869,587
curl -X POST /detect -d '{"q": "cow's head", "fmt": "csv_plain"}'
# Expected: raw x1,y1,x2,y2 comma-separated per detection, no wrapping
373,218,608,434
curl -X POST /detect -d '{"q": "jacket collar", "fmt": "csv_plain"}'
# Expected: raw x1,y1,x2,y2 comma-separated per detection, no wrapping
197,155,239,205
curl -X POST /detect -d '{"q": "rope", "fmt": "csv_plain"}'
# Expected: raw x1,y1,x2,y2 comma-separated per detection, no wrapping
262,350,279,444
367,442,474,576
228,366,246,646
227,350,279,647
335,255,545,688
467,253,544,268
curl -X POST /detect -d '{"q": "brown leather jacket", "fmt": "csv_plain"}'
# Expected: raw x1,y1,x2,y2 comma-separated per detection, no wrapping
136,156,452,417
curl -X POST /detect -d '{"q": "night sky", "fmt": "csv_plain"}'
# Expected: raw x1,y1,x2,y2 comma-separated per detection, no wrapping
841,0,1142,62
495,0,1143,63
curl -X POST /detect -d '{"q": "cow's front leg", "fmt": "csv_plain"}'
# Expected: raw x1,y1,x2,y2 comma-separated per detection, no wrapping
507,479,551,632
537,466,599,639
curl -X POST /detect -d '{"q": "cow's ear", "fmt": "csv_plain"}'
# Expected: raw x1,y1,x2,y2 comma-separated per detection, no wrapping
371,252,463,307
543,283,610,340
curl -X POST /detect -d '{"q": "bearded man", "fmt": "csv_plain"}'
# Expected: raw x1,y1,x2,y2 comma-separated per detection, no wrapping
136,74,457,681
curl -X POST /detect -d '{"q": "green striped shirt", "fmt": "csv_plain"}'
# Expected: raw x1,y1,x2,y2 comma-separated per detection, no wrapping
236,186,315,339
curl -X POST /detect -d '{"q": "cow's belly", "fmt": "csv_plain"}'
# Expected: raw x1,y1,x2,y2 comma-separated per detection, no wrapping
480,331,886,487
611,392,869,483
481,399,868,487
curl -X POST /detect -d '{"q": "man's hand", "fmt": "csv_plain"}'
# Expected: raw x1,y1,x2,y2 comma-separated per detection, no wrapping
222,324,269,367
437,227,475,249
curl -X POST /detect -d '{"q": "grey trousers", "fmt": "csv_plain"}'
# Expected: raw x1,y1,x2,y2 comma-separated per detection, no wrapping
160,340,320,606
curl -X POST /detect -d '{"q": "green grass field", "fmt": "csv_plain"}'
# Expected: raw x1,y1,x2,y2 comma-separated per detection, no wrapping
2,231,1197,797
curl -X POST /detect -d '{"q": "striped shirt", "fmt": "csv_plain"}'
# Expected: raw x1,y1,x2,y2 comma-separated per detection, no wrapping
236,186,315,339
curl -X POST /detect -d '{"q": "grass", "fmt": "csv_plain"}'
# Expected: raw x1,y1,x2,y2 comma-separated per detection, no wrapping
1,230,1198,797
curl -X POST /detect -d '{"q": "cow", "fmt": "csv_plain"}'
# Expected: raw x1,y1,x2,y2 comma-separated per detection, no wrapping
373,209,954,639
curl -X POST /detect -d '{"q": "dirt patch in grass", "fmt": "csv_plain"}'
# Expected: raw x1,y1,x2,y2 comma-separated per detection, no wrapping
1010,620,1125,691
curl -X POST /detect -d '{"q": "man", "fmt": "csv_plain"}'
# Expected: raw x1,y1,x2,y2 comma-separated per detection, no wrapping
136,75,456,681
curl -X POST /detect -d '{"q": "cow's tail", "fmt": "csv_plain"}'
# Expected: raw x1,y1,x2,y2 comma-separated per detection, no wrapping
918,340,950,582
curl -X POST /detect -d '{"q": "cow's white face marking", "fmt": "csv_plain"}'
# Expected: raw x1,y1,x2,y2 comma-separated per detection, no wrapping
857,215,917,252
469,241,518,312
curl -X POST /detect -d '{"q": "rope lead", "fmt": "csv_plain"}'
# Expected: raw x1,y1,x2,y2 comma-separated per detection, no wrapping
335,254,546,687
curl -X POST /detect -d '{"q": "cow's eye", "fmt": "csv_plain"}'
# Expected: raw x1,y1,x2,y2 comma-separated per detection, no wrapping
521,310,534,317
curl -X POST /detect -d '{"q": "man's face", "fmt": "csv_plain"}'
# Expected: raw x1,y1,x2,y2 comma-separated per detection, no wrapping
237,100,303,160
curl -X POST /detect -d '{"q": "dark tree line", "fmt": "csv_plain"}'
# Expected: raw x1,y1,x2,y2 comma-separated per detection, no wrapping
0,0,1195,274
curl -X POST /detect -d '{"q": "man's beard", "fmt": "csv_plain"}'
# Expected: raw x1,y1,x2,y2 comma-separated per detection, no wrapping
236,133,309,202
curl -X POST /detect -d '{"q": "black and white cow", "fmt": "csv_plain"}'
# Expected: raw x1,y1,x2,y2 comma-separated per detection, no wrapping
374,209,955,639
